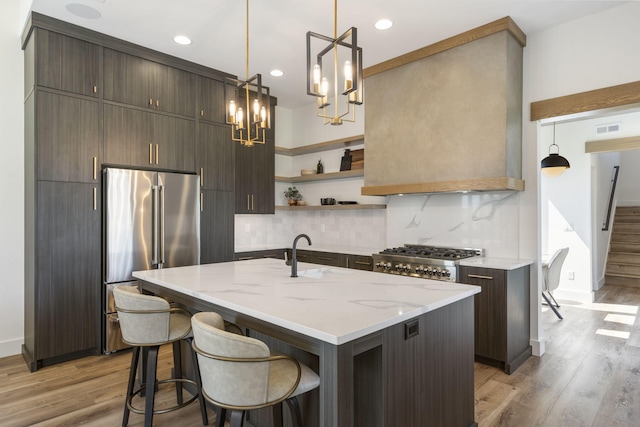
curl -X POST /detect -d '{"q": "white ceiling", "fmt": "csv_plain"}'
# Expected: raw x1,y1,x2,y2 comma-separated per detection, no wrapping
29,0,627,109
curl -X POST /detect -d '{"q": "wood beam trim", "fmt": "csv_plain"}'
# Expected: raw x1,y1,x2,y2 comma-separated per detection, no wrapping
364,16,526,79
585,135,640,153
530,80,640,121
361,177,525,196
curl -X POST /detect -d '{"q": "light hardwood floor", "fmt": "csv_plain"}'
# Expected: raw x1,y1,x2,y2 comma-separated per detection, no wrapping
1,285,639,426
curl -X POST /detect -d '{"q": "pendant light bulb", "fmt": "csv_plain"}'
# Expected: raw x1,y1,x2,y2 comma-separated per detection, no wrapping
344,60,353,91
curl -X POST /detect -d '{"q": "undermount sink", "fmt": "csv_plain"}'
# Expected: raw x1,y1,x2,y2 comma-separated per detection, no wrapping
295,267,355,279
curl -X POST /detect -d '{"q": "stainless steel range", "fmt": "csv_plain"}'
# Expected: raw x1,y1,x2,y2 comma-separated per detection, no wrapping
372,244,483,282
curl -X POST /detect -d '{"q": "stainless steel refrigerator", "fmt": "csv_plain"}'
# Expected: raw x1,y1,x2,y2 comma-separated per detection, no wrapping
103,168,200,353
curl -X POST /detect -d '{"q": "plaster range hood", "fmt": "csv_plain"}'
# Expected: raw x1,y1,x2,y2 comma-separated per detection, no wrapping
361,17,526,196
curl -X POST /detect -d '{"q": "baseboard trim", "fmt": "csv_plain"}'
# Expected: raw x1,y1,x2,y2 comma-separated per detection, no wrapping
530,338,544,357
0,338,24,359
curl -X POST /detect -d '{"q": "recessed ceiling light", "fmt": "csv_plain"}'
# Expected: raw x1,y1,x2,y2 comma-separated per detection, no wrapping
375,19,393,30
173,35,192,45
270,69,284,77
65,3,101,19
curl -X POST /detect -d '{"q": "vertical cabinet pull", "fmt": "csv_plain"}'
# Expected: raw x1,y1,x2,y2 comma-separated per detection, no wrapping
200,168,204,187
149,144,153,164
92,157,97,180
251,194,254,211
149,98,153,106
156,99,160,108
200,192,204,212
246,194,250,211
155,144,159,165
93,187,97,211
93,86,97,94
200,110,204,117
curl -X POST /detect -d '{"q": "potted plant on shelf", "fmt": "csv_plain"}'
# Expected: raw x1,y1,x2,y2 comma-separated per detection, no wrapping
284,186,302,206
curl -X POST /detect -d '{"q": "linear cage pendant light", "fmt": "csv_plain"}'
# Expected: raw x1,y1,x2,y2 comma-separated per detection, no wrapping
225,0,270,147
541,122,570,177
306,0,363,125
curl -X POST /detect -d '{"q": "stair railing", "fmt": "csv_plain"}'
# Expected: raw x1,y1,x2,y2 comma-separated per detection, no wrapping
602,165,620,231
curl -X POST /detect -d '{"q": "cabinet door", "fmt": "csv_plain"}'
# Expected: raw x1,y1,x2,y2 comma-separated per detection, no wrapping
197,122,234,191
348,255,374,271
197,76,226,123
36,92,100,183
162,65,195,117
104,104,153,168
104,49,153,110
35,181,100,359
200,190,235,264
460,267,506,361
36,29,99,97
251,140,275,214
235,144,253,213
153,114,195,172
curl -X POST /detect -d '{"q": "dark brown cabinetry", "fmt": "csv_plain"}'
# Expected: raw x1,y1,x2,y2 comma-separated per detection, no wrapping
283,249,373,271
458,264,531,374
103,49,195,117
200,190,235,264
196,76,226,123
34,29,99,98
36,92,100,182
235,140,275,214
30,182,101,364
196,122,234,191
103,104,195,171
234,249,286,261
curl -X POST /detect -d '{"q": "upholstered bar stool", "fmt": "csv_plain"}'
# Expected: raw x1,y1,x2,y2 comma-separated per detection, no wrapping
191,312,321,427
113,285,208,427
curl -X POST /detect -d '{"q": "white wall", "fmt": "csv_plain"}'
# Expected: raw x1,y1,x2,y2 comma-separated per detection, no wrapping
0,0,25,357
617,149,640,205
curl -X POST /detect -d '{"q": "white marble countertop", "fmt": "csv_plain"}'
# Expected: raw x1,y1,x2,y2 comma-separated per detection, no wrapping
133,258,479,346
459,257,534,270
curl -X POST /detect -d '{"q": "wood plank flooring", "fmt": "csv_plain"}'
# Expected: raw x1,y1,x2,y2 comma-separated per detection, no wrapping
1,284,639,426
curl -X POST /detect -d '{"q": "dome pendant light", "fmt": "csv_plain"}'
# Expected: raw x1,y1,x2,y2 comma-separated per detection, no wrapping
541,122,570,177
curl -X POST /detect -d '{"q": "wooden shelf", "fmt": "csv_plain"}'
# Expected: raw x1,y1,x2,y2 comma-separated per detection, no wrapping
275,204,386,211
275,169,363,183
275,134,364,156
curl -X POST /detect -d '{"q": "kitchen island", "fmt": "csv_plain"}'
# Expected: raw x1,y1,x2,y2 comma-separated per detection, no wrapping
133,258,480,427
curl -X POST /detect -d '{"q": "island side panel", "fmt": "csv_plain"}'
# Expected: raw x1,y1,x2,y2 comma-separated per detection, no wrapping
383,296,476,426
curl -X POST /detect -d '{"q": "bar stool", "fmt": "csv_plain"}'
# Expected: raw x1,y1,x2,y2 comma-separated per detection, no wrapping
113,285,208,427
191,311,320,427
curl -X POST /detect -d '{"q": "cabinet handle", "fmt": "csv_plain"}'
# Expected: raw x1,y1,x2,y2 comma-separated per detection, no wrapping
467,274,494,280
200,168,204,187
200,192,203,212
155,144,159,165
92,156,97,180
355,261,371,266
156,99,160,108
149,98,153,106
200,110,204,117
251,194,254,211
317,256,333,261
149,144,153,164
346,258,349,268
93,187,97,211
93,86,97,94
247,194,250,211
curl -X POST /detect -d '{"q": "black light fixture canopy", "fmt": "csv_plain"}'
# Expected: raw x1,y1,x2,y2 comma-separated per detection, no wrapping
541,123,570,177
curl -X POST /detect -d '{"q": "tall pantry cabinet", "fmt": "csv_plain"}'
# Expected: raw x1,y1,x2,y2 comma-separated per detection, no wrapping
22,13,275,370
23,27,102,371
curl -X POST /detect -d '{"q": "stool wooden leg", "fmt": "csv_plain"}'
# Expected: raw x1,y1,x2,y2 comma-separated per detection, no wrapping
273,402,284,427
172,340,183,404
144,345,159,427
123,346,140,426
188,338,209,425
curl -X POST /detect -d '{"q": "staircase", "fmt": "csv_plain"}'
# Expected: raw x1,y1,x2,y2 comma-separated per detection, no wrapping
605,206,640,287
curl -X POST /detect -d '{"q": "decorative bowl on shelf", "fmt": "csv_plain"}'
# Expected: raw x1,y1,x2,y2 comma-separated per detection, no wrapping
300,169,317,176
296,200,307,206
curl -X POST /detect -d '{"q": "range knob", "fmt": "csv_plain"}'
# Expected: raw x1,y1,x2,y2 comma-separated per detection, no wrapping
443,269,451,277
416,266,424,274
384,262,392,270
395,264,403,272
425,266,433,275
404,264,412,273
434,267,442,276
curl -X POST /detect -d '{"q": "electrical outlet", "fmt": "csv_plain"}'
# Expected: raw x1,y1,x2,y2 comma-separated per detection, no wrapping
568,271,575,280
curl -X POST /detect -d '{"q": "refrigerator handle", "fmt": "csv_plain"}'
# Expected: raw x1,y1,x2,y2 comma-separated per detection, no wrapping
151,185,159,266
159,185,165,265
